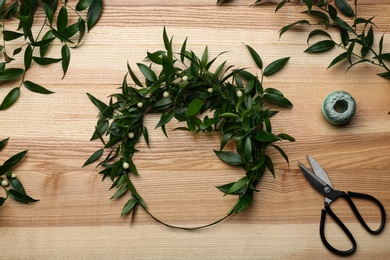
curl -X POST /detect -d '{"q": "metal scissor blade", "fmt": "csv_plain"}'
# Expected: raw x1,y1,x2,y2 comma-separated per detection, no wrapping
307,155,334,188
298,162,329,195
299,158,343,202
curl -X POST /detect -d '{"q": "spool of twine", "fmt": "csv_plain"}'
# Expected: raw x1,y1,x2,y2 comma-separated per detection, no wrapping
322,91,356,125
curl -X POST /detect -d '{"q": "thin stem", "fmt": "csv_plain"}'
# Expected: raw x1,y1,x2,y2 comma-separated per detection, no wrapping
142,206,233,230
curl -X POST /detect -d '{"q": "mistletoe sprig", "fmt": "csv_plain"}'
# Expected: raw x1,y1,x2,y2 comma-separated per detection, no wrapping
85,28,295,229
278,0,390,78
0,137,38,206
0,0,103,110
217,0,390,79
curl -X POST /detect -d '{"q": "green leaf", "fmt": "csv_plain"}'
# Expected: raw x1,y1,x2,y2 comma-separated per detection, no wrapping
0,137,9,151
275,0,287,13
39,31,54,57
214,150,245,166
347,40,356,64
163,26,172,59
265,155,275,177
220,132,233,150
63,23,80,39
307,30,332,44
263,93,293,107
76,0,95,11
32,56,62,65
61,44,71,78
8,189,38,204
377,71,390,79
86,93,110,116
77,18,86,44
339,28,350,47
0,0,5,13
279,20,310,38
127,63,144,87
121,198,137,217
42,2,55,25
24,45,33,71
226,176,248,195
153,97,171,109
201,46,208,68
218,112,238,118
137,63,157,82
244,136,252,162
180,37,188,62
216,182,245,195
2,30,24,41
328,5,338,21
353,17,376,27
245,44,262,70
57,6,68,32
272,144,290,165
186,98,203,117
51,28,74,44
143,126,149,147
328,52,348,69
13,47,22,56
336,17,353,32
83,149,103,167
0,87,20,111
87,0,102,31
23,81,54,94
277,133,295,142
0,150,27,176
335,0,354,17
235,192,253,213
303,10,330,25
0,197,5,206
251,154,266,171
255,130,281,143
155,110,174,129
0,68,24,83
9,177,26,194
110,185,128,200
263,57,290,76
304,40,335,53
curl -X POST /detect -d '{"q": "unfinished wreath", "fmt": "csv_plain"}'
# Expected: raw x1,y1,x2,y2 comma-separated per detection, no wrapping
85,28,295,229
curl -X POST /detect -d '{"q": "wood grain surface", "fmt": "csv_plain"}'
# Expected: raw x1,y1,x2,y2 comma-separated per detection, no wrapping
1,0,390,259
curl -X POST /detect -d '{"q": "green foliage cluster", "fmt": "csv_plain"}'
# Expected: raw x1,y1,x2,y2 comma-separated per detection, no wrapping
0,0,103,110
218,0,390,79
85,28,295,229
278,0,390,79
0,137,38,206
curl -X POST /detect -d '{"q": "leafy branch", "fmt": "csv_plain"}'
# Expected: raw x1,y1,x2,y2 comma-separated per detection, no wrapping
218,0,390,79
0,0,103,110
0,137,38,206
277,0,390,79
85,27,295,229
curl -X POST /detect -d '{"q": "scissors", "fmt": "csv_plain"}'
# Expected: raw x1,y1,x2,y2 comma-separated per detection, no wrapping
298,156,386,256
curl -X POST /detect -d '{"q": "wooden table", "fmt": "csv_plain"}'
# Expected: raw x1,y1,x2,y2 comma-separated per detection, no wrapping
1,0,389,259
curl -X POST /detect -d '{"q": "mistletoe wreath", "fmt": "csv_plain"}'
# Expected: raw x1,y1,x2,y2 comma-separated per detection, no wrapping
85,28,295,229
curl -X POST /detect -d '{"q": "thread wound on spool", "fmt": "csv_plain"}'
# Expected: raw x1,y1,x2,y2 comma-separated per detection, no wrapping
322,91,356,125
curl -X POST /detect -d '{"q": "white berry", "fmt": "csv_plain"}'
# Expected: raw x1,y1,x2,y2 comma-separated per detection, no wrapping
128,132,135,139
123,162,130,169
163,91,170,98
11,173,16,179
137,102,143,108
236,90,243,97
182,75,189,82
1,180,9,187
207,88,213,93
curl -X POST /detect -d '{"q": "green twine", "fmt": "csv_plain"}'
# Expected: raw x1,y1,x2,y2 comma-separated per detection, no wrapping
322,91,356,125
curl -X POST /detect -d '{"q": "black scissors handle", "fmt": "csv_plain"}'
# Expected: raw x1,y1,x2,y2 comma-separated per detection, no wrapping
319,191,386,256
